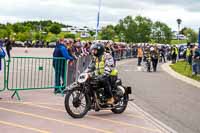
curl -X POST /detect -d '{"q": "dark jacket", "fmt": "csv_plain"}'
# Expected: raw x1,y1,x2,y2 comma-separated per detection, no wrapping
194,48,200,60
53,44,74,61
5,39,12,51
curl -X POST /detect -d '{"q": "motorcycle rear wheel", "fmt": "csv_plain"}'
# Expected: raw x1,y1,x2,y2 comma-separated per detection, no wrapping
111,94,128,114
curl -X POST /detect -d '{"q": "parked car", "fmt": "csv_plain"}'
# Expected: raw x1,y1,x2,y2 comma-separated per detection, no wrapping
48,42,57,48
14,41,25,47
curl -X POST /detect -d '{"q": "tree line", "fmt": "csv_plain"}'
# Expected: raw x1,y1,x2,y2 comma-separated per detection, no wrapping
100,15,198,44
0,16,198,44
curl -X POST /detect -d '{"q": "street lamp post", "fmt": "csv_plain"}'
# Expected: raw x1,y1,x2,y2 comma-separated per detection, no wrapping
177,19,182,44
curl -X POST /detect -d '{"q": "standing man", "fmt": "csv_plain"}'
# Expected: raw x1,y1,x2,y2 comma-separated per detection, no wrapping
151,46,159,72
171,45,178,64
53,39,74,94
160,45,166,63
5,37,12,59
192,45,200,75
186,43,193,65
0,43,6,71
137,45,143,66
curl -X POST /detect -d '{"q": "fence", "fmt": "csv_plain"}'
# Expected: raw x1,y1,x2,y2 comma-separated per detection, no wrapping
6,57,67,100
66,55,91,86
113,48,137,60
0,55,92,100
0,58,6,92
0,49,136,100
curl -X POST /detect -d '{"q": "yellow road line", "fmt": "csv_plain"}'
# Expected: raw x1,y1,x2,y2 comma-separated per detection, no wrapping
0,107,112,133
0,120,50,133
88,115,161,133
3,101,161,133
125,114,145,119
0,101,63,106
27,104,160,132
0,101,144,118
33,104,161,132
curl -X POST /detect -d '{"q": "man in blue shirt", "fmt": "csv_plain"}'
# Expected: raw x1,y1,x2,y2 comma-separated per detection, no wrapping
0,41,6,71
53,39,74,93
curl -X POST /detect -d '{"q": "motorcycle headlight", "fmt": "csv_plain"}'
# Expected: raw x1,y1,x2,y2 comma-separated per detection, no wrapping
78,73,89,84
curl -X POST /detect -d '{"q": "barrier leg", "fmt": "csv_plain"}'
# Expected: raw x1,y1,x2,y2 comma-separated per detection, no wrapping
56,87,64,97
11,90,21,100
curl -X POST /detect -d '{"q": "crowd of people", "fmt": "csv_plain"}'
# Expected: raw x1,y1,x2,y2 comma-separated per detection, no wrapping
184,43,200,75
1,37,200,76
135,43,200,75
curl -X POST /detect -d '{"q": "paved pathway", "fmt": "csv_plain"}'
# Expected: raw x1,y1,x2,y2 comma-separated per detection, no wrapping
0,48,169,133
118,60,200,133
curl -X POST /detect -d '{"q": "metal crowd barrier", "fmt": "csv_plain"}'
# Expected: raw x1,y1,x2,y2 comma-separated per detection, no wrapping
0,58,6,92
0,49,135,100
113,48,137,60
67,55,91,86
0,55,91,100
6,57,67,100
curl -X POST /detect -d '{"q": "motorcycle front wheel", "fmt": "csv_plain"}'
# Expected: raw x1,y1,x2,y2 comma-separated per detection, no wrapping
64,88,90,118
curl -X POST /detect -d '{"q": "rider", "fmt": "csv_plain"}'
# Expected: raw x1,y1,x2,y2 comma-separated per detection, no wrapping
90,43,115,104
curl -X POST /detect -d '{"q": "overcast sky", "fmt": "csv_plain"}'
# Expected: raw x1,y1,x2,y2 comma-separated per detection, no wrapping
0,0,200,31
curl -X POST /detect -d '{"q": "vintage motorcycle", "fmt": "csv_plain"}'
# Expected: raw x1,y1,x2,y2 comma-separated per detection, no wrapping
64,65,132,118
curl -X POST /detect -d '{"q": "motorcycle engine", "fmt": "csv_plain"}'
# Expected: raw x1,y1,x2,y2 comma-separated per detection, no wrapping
116,86,125,97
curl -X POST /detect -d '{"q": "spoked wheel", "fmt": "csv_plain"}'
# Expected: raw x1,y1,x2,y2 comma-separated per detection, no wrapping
65,89,90,118
111,94,128,114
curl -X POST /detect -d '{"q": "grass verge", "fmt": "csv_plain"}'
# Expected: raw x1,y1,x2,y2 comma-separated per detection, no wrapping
170,61,200,82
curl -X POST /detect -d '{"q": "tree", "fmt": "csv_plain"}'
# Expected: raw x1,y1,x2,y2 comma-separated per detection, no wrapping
152,21,172,44
89,30,95,37
46,33,57,42
180,27,187,35
113,16,153,43
183,28,197,43
0,29,9,38
101,25,116,40
134,16,153,43
12,23,26,33
64,34,75,39
117,16,137,43
49,24,61,34
34,32,40,40
16,32,31,41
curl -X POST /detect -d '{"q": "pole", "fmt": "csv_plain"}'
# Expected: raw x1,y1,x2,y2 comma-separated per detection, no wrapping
178,24,180,44
198,28,200,48
95,0,102,40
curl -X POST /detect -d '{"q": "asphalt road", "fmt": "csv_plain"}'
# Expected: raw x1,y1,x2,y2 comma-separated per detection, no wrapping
117,59,200,133
0,48,165,133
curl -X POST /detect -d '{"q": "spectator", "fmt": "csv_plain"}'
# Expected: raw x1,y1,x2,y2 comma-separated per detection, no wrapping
53,39,74,94
0,44,6,71
171,45,178,64
0,39,3,47
186,43,193,65
5,37,12,58
159,46,166,63
151,46,159,72
137,45,143,66
192,45,200,75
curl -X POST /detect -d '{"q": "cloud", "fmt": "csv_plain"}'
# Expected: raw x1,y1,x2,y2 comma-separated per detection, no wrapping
0,0,199,30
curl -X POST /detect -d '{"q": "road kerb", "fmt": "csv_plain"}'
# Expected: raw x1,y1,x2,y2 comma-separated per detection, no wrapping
161,62,200,89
